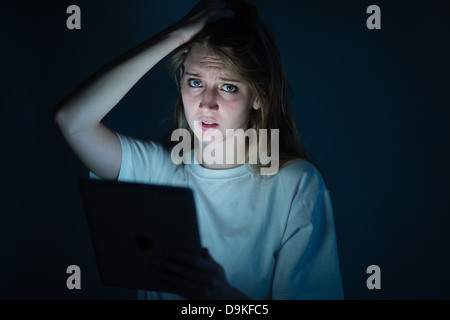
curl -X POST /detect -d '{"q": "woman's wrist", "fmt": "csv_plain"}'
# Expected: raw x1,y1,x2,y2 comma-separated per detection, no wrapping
164,21,201,46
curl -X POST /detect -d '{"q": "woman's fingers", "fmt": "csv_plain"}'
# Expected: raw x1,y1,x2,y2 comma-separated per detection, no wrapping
156,251,211,284
153,248,229,299
176,0,235,43
155,265,206,299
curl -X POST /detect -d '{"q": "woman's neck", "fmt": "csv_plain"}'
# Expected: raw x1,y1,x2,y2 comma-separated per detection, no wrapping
194,137,249,170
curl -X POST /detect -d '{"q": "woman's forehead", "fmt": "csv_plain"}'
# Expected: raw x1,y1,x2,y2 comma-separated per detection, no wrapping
184,46,240,80
186,46,221,65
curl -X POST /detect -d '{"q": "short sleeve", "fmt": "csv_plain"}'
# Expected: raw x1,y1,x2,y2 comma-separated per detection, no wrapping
90,132,179,185
271,189,344,300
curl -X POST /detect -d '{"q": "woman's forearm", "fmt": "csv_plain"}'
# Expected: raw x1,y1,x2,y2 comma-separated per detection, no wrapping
54,26,185,134
54,0,234,134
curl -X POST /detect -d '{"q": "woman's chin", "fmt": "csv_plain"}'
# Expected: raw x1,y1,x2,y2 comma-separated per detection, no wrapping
194,131,225,145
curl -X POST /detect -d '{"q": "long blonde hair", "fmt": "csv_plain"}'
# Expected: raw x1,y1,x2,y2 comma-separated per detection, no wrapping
169,0,310,173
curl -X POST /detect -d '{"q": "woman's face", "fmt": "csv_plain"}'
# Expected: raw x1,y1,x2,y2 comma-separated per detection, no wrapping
181,45,260,144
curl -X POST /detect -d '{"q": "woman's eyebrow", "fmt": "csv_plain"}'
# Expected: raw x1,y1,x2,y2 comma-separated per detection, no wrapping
185,71,242,83
219,77,242,83
185,71,201,78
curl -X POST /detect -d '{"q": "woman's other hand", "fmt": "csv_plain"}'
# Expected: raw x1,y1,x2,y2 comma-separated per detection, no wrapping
153,248,249,300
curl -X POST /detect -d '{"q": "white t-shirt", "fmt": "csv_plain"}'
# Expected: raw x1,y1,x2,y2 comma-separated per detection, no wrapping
97,132,344,300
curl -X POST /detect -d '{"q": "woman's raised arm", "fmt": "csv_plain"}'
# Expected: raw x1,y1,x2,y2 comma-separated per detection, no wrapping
53,0,233,180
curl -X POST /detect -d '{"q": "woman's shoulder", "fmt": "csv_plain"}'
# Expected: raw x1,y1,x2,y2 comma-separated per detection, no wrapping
274,159,329,196
277,159,322,180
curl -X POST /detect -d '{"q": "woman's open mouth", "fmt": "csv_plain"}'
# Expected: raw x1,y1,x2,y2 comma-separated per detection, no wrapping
200,119,219,131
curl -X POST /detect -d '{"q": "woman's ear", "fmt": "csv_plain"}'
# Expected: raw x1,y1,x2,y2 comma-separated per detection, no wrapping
252,97,261,110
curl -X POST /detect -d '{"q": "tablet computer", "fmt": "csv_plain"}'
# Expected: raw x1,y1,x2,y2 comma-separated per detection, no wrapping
78,178,202,292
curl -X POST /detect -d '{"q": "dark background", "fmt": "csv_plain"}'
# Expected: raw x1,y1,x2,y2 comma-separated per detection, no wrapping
1,0,449,299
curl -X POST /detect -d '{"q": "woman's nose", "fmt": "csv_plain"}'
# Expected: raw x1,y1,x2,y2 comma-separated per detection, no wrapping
199,88,218,110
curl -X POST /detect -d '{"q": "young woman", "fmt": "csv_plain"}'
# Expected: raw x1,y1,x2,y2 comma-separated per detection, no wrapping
54,0,344,300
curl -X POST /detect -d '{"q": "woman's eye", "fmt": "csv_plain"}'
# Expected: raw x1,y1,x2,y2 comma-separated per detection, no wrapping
188,79,202,88
222,84,238,93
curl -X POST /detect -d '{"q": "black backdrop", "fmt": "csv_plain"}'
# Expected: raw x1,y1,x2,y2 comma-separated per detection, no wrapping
1,0,449,299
